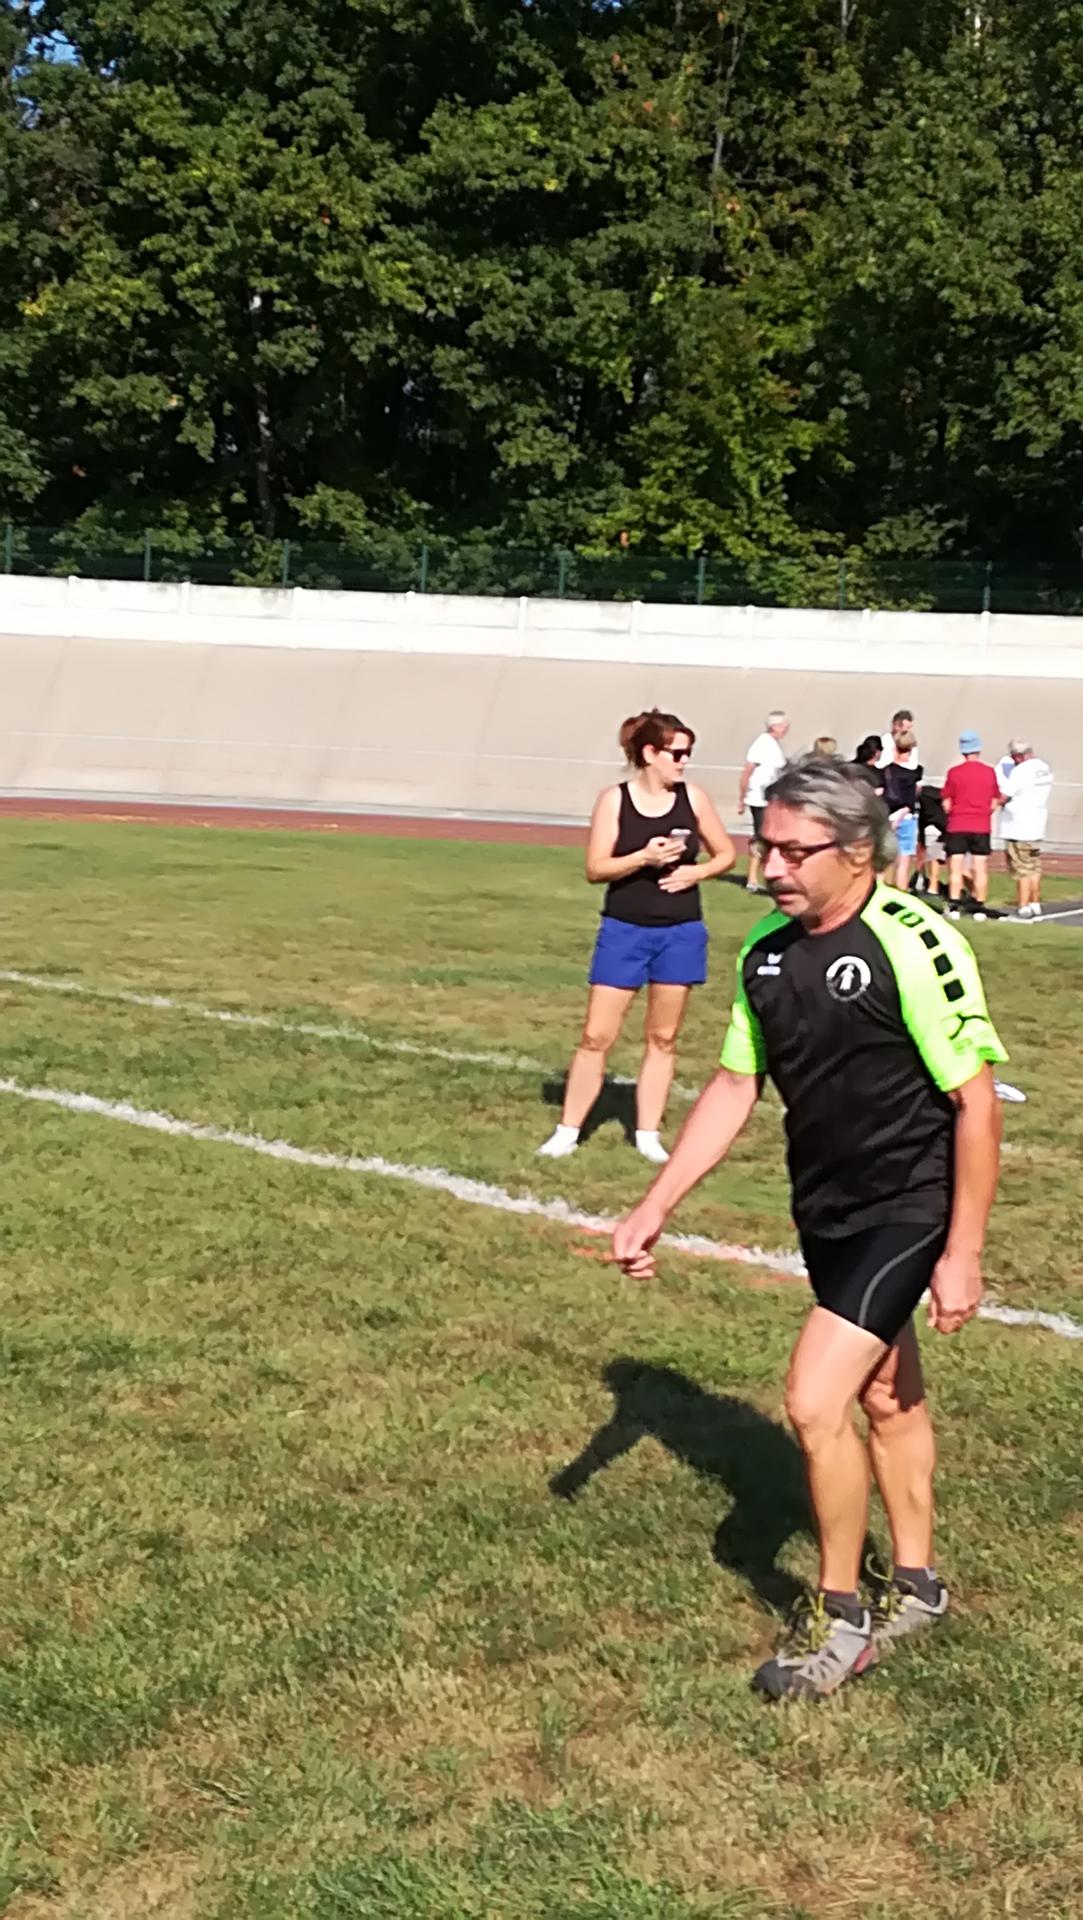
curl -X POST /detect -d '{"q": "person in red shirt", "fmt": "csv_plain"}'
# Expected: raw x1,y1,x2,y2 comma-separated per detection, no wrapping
941,731,1002,919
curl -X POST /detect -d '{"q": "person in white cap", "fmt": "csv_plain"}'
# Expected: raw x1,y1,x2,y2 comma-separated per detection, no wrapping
999,740,1053,918
941,732,1001,919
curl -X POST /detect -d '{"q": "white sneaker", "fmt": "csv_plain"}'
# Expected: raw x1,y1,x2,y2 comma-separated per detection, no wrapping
536,1125,580,1159
995,1080,1028,1104
635,1130,670,1165
972,911,987,922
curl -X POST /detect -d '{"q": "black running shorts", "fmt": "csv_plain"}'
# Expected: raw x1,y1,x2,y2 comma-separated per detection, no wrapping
945,831,991,857
799,1221,949,1344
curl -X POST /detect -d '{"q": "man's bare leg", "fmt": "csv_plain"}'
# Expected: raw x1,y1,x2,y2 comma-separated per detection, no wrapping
861,1322,935,1568
751,1308,887,1698
785,1306,889,1591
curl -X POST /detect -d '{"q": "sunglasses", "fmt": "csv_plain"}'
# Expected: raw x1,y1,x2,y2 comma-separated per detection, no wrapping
664,745,692,762
754,837,839,869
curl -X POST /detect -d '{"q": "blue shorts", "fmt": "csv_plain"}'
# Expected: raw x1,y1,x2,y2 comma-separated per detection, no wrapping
894,813,918,856
589,917,708,990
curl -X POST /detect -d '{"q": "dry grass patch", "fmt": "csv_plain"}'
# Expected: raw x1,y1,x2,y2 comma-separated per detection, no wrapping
7,1855,201,1920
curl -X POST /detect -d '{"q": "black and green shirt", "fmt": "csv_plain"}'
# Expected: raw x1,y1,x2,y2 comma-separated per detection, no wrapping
721,884,1007,1239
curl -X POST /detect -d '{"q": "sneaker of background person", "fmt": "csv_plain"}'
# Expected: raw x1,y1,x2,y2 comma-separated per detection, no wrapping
751,1591,876,1700
536,1124,580,1158
634,1129,670,1164
994,1079,1027,1103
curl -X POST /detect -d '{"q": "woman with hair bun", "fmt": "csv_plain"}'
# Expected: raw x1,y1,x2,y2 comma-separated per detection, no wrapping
538,708,734,1164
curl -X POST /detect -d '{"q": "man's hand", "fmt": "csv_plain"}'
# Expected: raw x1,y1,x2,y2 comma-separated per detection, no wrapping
612,1199,667,1280
928,1247,983,1334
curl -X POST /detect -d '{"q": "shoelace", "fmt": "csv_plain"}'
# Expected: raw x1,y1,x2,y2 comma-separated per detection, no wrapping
864,1555,905,1623
782,1591,832,1657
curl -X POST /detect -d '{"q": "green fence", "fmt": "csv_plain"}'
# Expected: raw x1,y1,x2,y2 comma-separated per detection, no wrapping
4,524,1083,614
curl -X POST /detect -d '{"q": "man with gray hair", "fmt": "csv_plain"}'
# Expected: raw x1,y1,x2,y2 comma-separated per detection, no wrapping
738,710,790,894
999,739,1053,919
614,754,1005,1700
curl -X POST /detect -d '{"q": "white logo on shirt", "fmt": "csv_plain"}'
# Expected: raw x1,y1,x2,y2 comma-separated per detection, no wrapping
825,955,872,1002
756,952,784,977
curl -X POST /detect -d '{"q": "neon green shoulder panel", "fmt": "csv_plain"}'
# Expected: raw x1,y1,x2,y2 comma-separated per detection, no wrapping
861,886,1007,1091
719,909,789,1074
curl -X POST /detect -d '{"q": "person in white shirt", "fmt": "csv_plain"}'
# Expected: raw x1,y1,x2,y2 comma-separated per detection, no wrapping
876,709,920,771
999,740,1053,918
737,710,790,893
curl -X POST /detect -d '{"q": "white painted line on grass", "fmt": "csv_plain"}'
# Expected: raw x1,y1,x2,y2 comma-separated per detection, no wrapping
0,1075,1077,1342
0,968,699,1097
0,969,543,1072
0,1074,797,1274
0,970,1032,1111
1001,905,1083,924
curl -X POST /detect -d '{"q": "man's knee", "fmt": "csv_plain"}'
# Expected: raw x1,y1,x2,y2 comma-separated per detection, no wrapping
861,1341,925,1429
860,1374,907,1432
861,1380,935,1489
785,1372,853,1449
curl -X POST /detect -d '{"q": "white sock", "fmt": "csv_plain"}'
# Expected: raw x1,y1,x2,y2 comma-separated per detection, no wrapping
635,1129,670,1165
536,1123,580,1159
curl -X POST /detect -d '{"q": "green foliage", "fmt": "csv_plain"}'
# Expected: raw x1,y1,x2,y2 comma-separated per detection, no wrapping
4,2,1083,571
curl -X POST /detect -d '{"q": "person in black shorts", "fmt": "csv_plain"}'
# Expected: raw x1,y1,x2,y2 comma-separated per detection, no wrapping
916,783,948,897
613,754,1005,1699
537,710,734,1165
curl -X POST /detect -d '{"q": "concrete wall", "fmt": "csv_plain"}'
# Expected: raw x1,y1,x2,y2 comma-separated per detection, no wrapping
2,575,1082,841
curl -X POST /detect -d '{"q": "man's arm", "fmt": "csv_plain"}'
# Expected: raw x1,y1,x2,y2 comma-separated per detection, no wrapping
612,1068,761,1277
928,1066,1001,1333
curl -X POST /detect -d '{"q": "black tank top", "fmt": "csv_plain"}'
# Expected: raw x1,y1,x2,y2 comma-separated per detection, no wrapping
603,782,702,926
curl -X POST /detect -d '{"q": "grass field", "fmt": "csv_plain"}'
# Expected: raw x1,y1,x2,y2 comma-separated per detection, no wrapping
2,821,1083,1920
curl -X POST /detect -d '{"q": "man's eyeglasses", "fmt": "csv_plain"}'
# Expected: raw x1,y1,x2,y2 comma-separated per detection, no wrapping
753,837,839,869
664,745,692,762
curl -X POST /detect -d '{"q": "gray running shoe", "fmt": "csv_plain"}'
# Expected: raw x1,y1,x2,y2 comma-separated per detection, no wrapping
868,1565,950,1646
751,1592,876,1701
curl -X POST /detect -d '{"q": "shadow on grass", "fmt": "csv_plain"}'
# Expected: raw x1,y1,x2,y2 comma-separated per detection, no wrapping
541,1076,636,1146
550,1357,814,1612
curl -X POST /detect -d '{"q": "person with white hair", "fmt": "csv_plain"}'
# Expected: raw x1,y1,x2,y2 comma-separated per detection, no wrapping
614,754,1005,1700
737,710,790,893
999,739,1053,918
